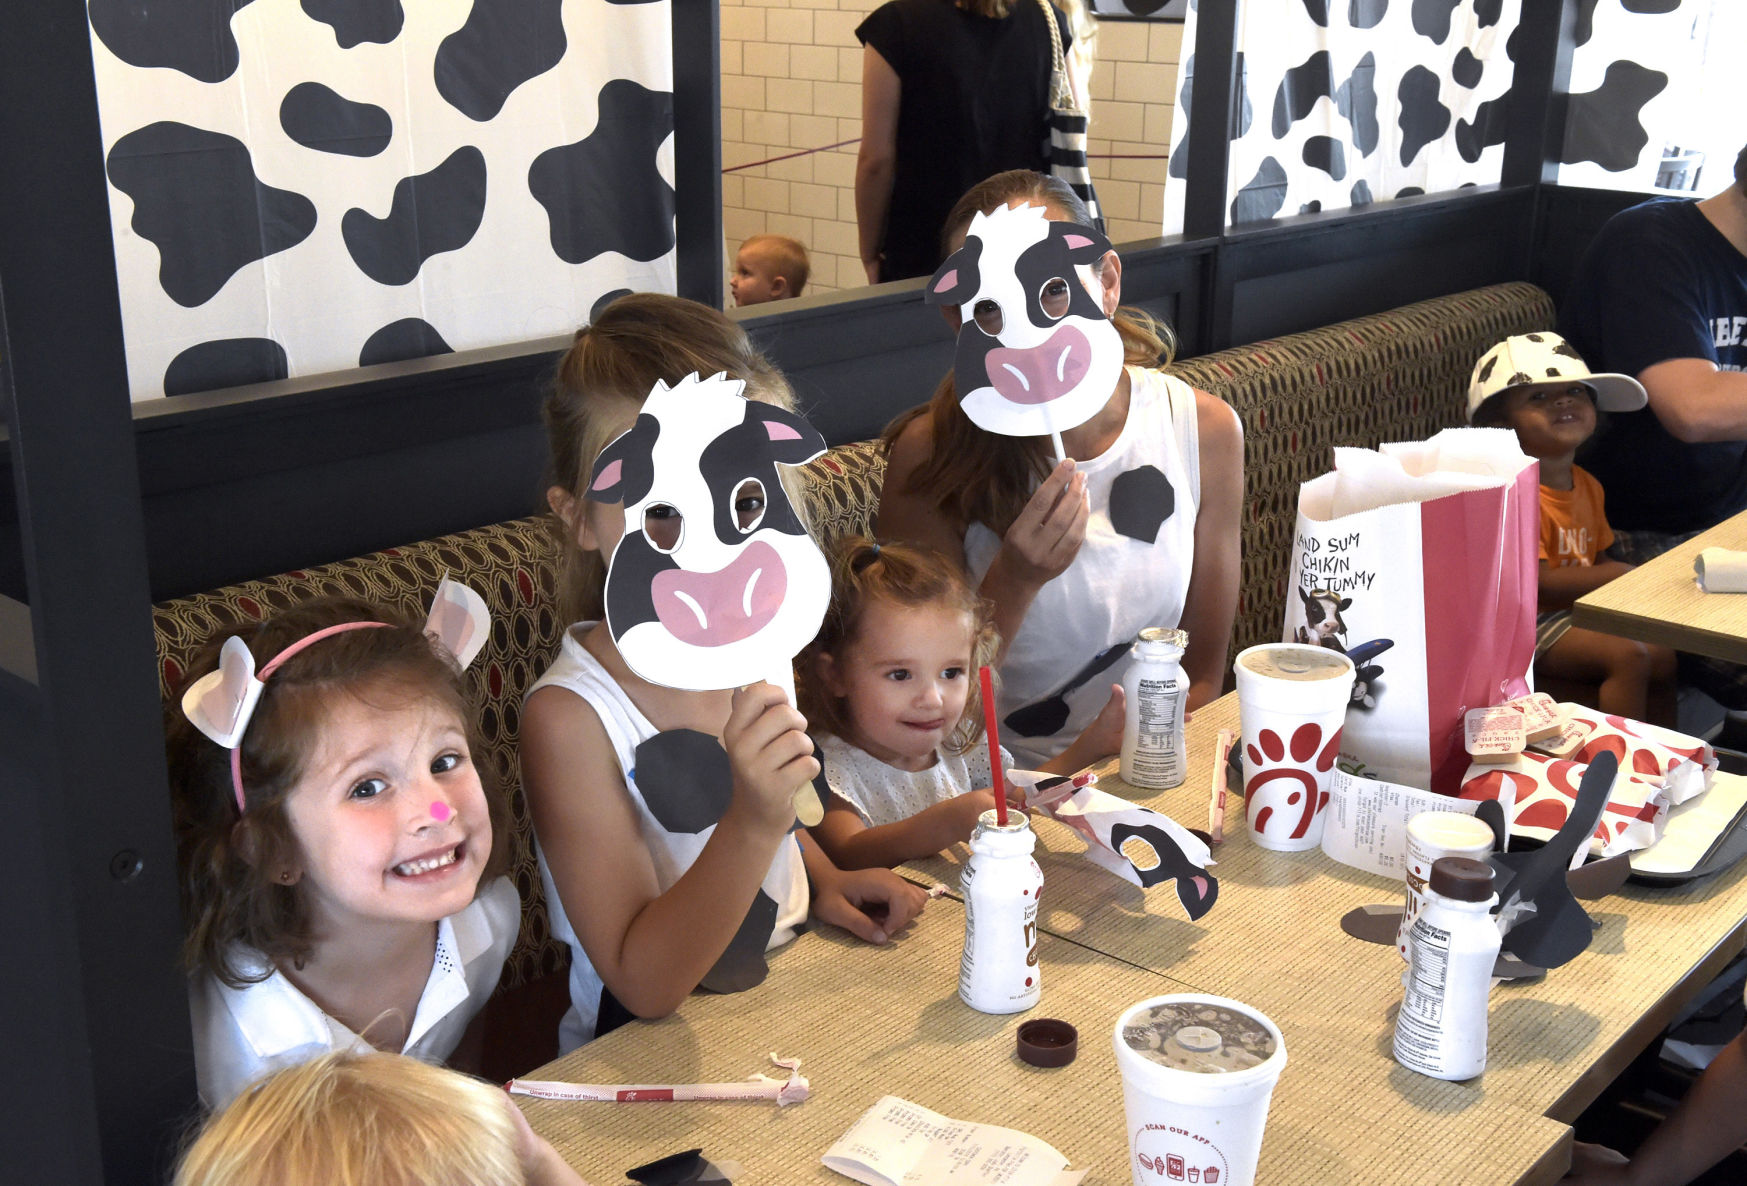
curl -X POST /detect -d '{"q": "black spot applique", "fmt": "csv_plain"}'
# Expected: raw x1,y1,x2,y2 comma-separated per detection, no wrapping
341,146,487,286
1395,186,1426,199
529,80,676,265
1231,156,1288,226
1005,642,1128,739
1552,341,1583,360
1410,0,1460,43
302,0,404,47
1451,48,1483,89
630,730,731,834
1474,0,1503,26
1300,201,1323,215
1272,52,1333,140
1109,465,1175,544
164,338,288,396
1561,62,1666,172
359,318,452,366
107,122,316,308
434,0,568,122
280,83,393,158
1298,0,1331,29
1303,135,1347,181
1455,92,1511,163
1396,65,1450,167
1477,355,1498,383
88,0,257,84
1172,51,1251,183
1349,0,1388,29
630,730,780,994
1337,53,1380,157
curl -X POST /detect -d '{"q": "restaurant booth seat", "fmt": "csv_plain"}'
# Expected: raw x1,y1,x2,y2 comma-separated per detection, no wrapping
149,281,1552,1080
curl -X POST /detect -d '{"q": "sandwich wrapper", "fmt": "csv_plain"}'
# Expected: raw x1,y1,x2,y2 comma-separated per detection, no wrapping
1459,749,1671,858
1556,704,1716,806
1696,547,1747,593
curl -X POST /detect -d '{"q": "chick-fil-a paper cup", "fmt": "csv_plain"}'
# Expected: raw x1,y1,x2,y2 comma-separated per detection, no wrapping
1234,644,1354,851
1115,994,1287,1186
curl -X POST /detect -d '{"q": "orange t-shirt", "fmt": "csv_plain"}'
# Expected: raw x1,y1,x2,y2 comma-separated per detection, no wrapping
1539,466,1615,568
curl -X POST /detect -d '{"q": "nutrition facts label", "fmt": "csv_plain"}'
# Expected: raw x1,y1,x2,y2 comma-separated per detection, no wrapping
1130,678,1182,779
1396,921,1450,1066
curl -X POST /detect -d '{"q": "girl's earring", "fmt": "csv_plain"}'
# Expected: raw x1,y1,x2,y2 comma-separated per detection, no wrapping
278,869,296,885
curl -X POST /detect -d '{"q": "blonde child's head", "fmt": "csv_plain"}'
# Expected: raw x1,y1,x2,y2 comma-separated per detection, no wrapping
173,1051,526,1186
169,597,510,988
542,292,797,624
800,538,998,760
731,234,810,306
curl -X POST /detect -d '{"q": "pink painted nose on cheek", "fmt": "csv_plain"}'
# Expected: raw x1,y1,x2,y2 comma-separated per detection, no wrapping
430,801,452,823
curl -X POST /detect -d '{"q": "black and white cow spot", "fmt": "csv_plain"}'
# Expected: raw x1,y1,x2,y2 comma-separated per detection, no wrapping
107,122,317,308
164,338,288,397
279,83,393,158
590,289,636,323
1476,355,1498,384
1303,135,1347,181
435,0,568,122
88,0,256,84
1300,200,1323,214
1171,52,1252,182
1109,465,1175,545
1396,65,1450,167
1561,60,1666,172
1451,48,1483,89
1395,186,1426,199
530,80,676,265
1410,0,1461,44
1455,93,1511,164
1473,0,1504,27
341,146,487,286
1298,0,1330,25
360,319,453,367
1350,179,1374,207
1336,53,1380,158
302,0,404,48
1231,157,1288,225
1349,0,1389,29
1273,52,1333,141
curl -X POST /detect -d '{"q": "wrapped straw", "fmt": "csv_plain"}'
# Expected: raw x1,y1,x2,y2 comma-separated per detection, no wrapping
508,1053,809,1107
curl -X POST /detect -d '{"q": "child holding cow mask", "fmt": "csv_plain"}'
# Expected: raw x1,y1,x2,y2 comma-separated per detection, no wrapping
880,170,1244,768
523,293,928,1052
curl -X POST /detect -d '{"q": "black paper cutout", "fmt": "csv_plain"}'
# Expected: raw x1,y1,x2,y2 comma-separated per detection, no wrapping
1108,465,1175,543
1396,65,1451,167
1489,750,1616,970
698,889,778,994
1272,51,1333,140
631,730,733,834
1231,156,1288,226
1005,640,1127,738
1109,822,1218,920
88,0,256,84
1410,0,1459,43
302,0,404,47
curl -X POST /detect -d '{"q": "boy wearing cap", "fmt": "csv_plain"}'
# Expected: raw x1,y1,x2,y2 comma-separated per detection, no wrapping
1469,332,1676,724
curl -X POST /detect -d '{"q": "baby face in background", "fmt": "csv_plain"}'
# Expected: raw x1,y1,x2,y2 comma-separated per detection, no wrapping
1499,381,1597,460
823,599,975,772
730,242,787,307
282,689,490,934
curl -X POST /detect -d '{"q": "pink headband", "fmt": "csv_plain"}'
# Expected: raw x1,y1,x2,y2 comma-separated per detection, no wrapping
226,622,390,813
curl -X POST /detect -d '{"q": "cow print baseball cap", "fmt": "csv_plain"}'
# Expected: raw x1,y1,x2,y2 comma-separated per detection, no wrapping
1466,331,1647,422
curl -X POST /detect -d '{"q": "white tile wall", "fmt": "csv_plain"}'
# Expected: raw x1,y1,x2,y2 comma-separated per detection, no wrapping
722,2,1181,298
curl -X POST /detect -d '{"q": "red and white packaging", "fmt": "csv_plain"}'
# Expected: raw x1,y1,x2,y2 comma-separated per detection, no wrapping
1556,705,1717,806
1464,706,1525,763
1458,750,1671,858
1502,693,1563,742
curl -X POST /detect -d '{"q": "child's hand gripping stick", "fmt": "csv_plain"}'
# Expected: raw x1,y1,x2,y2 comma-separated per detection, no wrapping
771,666,824,826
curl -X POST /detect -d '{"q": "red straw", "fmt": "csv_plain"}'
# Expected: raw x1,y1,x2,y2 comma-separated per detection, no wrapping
980,665,1007,826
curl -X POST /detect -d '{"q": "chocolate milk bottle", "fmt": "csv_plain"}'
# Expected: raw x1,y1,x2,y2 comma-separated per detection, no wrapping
959,811,1043,1014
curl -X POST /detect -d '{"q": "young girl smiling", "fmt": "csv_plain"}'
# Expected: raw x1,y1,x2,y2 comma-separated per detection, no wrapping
801,538,1121,869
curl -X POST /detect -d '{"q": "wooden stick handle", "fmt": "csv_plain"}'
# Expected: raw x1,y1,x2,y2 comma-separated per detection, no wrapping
771,667,824,826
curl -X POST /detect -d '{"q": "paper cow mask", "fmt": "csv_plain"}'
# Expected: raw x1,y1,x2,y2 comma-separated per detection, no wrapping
925,203,1122,439
589,373,831,692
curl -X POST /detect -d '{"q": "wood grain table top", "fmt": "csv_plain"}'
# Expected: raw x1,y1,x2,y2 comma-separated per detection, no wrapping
1572,511,1747,663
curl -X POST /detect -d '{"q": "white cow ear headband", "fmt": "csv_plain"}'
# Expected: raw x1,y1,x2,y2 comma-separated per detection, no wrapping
181,577,491,814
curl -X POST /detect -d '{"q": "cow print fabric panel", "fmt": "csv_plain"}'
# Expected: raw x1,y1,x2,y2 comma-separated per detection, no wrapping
88,2,677,400
1164,0,1521,232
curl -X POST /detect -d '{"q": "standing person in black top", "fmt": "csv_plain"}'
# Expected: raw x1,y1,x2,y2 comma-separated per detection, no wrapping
1559,143,1747,559
855,0,1079,285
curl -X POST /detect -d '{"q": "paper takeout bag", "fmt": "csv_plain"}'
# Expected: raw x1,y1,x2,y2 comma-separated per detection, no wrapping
1284,428,1538,794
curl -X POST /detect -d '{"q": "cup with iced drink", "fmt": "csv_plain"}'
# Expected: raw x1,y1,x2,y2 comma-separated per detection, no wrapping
1232,643,1355,851
1114,994,1287,1186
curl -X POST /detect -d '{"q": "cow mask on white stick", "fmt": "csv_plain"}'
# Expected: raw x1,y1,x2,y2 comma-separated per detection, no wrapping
589,373,832,825
925,203,1123,462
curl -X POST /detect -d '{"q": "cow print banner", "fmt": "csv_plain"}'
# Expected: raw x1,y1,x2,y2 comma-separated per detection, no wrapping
1163,0,1523,231
87,1,677,401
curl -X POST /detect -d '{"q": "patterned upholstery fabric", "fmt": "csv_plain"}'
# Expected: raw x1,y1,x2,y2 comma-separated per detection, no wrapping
153,446,886,992
1165,281,1555,659
154,517,570,989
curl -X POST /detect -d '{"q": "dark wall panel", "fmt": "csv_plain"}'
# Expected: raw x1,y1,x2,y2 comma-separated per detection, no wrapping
1531,185,1651,314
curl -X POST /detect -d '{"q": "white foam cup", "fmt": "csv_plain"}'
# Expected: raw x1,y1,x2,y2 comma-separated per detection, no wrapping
1114,994,1287,1186
1233,643,1355,851
1398,810,1496,960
